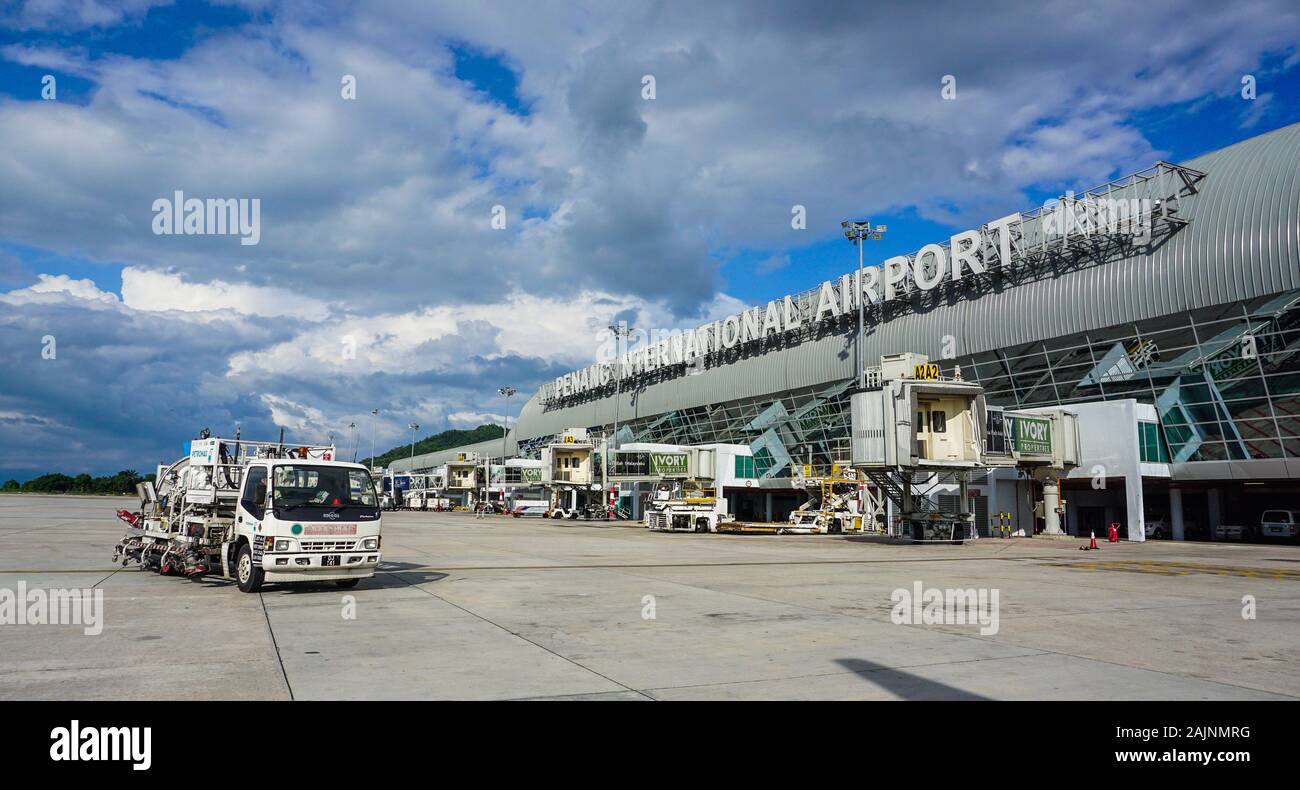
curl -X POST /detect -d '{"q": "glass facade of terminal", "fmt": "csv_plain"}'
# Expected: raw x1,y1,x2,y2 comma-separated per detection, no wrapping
568,288,1300,479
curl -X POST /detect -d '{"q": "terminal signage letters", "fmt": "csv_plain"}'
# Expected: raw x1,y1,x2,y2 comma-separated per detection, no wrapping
650,453,689,476
547,191,1165,406
1009,416,1053,456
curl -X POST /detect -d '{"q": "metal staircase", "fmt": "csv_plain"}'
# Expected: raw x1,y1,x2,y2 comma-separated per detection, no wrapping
863,471,944,515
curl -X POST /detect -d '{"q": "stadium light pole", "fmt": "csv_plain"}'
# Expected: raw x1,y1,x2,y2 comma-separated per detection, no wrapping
841,219,887,388
348,421,357,462
497,387,516,508
407,422,419,469
608,323,632,450
370,408,379,471
497,387,516,460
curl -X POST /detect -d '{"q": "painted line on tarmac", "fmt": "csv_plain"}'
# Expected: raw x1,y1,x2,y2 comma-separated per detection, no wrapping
370,555,1077,572
0,556,1131,573
1048,559,1300,579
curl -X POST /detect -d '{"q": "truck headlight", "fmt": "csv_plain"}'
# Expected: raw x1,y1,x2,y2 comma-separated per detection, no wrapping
274,539,291,552
361,537,379,550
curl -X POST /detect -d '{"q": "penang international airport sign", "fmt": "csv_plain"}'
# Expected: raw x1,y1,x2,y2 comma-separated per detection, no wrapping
544,178,1178,406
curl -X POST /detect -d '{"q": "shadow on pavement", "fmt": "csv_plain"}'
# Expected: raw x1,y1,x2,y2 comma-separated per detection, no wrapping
835,657,990,700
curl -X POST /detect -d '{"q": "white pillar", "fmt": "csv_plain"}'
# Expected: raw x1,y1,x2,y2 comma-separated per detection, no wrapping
1042,477,1064,535
765,492,773,522
1125,470,1145,542
1170,487,1185,541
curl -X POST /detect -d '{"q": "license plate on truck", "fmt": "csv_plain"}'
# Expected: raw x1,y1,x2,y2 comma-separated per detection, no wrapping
322,555,341,566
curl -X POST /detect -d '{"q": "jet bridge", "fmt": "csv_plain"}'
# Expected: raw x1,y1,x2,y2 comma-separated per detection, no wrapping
984,406,1081,534
850,353,987,543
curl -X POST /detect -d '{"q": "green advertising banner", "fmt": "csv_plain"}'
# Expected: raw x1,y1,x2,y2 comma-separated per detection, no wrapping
650,453,689,475
1012,416,1053,456
522,468,543,483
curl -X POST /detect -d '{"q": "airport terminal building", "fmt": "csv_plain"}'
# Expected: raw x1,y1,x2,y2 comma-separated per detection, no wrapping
394,122,1300,540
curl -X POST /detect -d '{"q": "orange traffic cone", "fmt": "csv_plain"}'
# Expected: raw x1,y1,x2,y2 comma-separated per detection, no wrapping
1080,530,1100,550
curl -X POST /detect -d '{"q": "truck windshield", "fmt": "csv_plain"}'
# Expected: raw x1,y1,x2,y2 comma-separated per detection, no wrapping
273,465,378,509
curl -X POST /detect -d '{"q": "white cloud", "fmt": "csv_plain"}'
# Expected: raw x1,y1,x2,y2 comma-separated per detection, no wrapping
448,411,507,428
259,393,325,436
120,267,333,319
2,0,169,31
225,285,748,380
0,273,120,306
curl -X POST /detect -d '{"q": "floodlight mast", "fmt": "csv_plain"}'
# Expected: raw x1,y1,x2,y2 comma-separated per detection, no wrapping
497,386,516,472
370,409,379,471
841,219,887,389
608,324,632,451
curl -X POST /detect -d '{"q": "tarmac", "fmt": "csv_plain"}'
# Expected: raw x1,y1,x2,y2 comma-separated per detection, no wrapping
2,494,1297,700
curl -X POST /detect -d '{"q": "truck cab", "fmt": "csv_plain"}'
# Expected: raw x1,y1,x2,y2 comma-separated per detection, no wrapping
233,459,382,592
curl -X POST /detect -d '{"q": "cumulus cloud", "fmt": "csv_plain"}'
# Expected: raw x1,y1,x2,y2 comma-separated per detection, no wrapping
1,0,169,31
121,267,333,319
1,273,120,306
448,410,507,428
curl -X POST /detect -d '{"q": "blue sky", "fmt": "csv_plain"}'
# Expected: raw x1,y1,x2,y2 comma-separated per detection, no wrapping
1,0,1298,479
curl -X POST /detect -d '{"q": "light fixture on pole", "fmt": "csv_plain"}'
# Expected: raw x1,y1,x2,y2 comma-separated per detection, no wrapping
348,421,357,462
607,322,632,451
407,422,419,469
841,219,887,389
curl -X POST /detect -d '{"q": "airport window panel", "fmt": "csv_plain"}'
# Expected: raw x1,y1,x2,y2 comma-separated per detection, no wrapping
1266,371,1300,397
1189,438,1232,462
1138,421,1171,463
1240,436,1286,459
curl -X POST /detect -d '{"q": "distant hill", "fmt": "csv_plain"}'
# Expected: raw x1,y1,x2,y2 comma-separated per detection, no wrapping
362,424,505,469
2,470,152,495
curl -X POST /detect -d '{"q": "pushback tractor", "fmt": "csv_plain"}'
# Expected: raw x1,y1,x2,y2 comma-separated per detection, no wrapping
112,431,383,592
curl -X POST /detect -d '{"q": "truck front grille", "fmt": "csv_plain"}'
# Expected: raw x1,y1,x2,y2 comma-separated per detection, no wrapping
299,540,356,552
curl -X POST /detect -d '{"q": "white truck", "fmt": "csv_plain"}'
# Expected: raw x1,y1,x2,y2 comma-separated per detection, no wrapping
645,479,730,533
113,434,382,592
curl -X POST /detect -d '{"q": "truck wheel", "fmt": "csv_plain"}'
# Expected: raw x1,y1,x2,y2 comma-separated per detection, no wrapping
236,543,264,593
335,578,360,589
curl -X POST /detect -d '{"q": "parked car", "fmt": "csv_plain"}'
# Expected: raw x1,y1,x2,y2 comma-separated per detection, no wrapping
1144,518,1205,540
1213,523,1253,541
1261,510,1300,541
